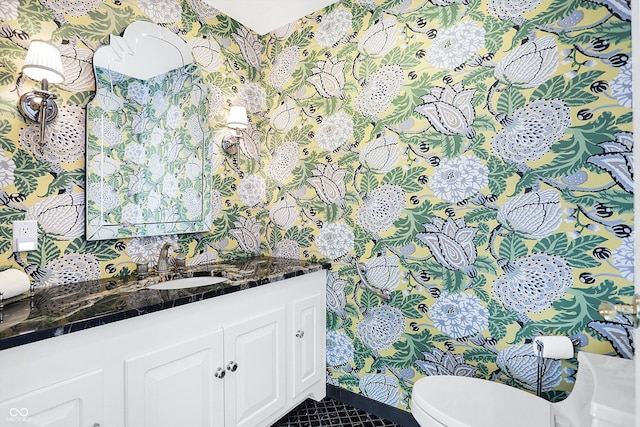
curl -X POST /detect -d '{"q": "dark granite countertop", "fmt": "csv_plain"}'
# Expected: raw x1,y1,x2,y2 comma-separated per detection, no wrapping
0,257,329,351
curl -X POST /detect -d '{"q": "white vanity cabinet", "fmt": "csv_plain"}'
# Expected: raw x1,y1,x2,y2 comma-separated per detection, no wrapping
0,270,326,427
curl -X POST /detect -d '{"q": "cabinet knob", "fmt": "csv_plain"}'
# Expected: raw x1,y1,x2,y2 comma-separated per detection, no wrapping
227,361,238,372
296,330,305,338
214,367,226,379
91,424,101,427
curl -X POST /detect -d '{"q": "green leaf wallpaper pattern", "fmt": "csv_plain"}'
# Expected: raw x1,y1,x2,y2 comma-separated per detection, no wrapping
0,0,635,414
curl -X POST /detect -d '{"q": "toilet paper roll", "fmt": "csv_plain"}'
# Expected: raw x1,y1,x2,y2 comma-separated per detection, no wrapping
0,269,31,300
532,336,574,359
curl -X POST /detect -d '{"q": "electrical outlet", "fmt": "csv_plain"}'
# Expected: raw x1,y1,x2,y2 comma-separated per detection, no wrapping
13,220,38,252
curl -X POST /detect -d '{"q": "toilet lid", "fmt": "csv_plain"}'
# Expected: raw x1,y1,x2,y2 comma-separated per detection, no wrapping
412,375,552,427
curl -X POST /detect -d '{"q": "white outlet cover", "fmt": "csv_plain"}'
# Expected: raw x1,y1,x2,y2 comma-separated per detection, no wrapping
13,220,38,252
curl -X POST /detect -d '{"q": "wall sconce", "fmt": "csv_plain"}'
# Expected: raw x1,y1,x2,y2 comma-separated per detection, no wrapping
221,106,248,156
18,40,65,147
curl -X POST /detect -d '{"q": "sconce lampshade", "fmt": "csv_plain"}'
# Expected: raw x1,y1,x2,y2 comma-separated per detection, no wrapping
227,106,248,130
22,40,65,84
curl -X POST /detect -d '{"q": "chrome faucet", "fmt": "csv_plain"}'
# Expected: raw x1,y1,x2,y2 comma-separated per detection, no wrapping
157,242,179,275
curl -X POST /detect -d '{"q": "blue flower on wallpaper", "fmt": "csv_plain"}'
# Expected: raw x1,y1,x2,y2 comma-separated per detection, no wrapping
613,235,634,281
428,155,488,204
326,330,355,366
416,348,478,377
491,99,571,164
359,374,399,406
496,344,562,392
327,272,347,317
497,190,562,239
417,217,479,278
315,222,354,260
492,254,573,314
357,305,405,350
610,64,632,108
587,132,634,194
414,83,477,138
429,292,489,339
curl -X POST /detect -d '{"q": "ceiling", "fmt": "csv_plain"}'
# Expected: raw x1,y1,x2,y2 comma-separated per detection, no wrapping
203,0,341,35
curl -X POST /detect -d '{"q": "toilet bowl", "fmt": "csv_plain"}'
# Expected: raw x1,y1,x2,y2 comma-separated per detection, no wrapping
411,351,634,427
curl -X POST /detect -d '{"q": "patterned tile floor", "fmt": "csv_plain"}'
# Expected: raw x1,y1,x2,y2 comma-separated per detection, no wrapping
271,397,402,427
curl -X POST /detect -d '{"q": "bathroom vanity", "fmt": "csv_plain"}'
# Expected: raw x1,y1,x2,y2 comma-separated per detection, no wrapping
0,257,328,427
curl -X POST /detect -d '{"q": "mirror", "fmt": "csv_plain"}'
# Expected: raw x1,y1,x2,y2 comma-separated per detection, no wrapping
86,21,214,240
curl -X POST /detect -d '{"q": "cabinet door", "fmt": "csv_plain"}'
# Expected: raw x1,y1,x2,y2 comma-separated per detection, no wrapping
291,292,325,400
224,307,287,427
0,370,103,427
125,329,224,427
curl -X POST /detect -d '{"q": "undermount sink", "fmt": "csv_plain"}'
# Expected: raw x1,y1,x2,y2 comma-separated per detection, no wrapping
146,276,229,290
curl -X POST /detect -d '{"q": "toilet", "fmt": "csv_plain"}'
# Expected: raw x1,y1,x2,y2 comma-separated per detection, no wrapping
411,351,634,427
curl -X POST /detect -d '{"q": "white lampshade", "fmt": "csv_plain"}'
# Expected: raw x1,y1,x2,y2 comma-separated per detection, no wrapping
227,106,248,129
22,40,65,84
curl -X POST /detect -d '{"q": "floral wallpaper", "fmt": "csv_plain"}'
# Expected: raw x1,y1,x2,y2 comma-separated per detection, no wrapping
0,0,635,415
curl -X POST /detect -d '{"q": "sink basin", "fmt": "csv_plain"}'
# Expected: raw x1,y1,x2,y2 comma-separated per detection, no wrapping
146,276,229,290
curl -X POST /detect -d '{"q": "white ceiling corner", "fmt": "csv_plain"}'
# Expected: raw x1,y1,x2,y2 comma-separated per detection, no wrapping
203,0,340,35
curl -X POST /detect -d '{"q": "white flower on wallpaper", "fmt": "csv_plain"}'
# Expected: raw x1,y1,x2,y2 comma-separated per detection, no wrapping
269,46,300,90
316,222,354,260
327,272,347,317
90,118,123,147
429,292,489,339
187,0,219,18
127,235,178,264
315,8,353,47
230,215,262,254
267,141,300,183
151,91,168,116
187,113,206,143
184,187,203,218
146,190,162,211
270,100,298,133
25,193,84,240
207,84,224,119
96,87,124,112
316,112,353,151
36,254,101,287
148,154,165,180
238,174,266,207
355,64,404,117
90,153,119,176
357,305,405,350
163,174,179,198
427,20,486,70
358,16,398,57
0,0,18,20
187,250,219,266
494,36,559,88
88,182,119,212
272,239,300,259
189,37,222,72
610,64,632,108
137,0,182,22
429,155,489,204
186,155,203,180
497,190,562,239
356,184,406,233
359,134,400,174
0,152,15,187
211,189,222,218
307,162,347,206
166,105,183,129
233,26,263,70
360,374,399,406
326,330,355,366
121,204,143,225
491,99,571,164
239,81,267,113
239,126,263,161
496,344,562,392
58,43,95,92
415,83,477,138
613,235,634,281
416,217,479,278
271,22,297,40
363,256,400,293
492,253,573,313
127,170,145,196
124,143,146,165
307,58,346,99
487,0,543,21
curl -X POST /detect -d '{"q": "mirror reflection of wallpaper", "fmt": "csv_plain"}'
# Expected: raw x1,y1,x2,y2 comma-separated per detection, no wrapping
86,64,213,240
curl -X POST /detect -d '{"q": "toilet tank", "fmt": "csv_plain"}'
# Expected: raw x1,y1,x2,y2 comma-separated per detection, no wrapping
553,351,634,427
